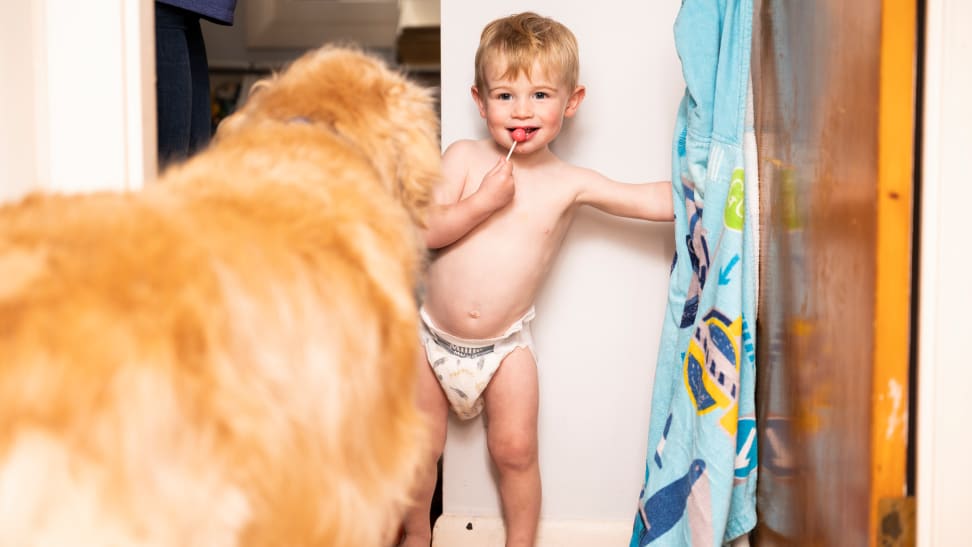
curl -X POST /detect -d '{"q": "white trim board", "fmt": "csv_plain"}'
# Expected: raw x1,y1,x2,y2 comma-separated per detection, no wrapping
916,0,972,545
433,515,632,547
433,515,752,546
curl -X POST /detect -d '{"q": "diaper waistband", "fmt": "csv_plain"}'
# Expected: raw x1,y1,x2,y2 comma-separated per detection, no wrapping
420,306,536,351
428,331,495,358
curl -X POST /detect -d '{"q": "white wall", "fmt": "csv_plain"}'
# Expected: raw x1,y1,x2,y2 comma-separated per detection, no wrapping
439,0,682,536
916,0,972,544
0,0,154,202
0,1,38,202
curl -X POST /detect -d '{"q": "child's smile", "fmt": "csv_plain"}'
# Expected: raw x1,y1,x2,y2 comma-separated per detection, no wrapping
472,58,584,155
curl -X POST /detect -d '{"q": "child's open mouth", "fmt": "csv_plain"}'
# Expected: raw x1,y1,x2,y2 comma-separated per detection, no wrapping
509,127,537,141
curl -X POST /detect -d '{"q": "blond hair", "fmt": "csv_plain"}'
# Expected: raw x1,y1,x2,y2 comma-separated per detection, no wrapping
474,12,580,94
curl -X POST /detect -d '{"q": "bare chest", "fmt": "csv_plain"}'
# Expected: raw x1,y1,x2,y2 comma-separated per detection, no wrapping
475,178,573,247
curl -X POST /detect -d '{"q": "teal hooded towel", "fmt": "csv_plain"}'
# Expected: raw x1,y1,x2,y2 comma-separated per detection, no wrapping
630,0,758,544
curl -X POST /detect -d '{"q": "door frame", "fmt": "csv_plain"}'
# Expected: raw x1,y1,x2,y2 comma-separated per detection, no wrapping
915,0,972,544
0,0,155,203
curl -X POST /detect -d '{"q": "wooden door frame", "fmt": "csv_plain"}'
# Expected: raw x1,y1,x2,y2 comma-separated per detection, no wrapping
870,0,917,543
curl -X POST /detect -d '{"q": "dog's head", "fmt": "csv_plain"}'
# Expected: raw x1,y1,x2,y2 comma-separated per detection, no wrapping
216,46,440,227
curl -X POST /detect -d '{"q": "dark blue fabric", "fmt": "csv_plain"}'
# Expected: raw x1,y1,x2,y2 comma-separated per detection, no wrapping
155,2,213,168
157,0,237,25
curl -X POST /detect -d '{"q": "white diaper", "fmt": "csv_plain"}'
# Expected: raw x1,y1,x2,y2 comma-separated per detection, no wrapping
419,307,536,420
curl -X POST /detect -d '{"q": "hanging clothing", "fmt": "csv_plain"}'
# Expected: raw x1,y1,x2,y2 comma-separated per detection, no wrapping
157,0,237,25
630,0,758,545
154,1,238,168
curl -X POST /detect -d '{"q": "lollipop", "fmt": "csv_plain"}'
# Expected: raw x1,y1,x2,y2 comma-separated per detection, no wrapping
506,128,528,161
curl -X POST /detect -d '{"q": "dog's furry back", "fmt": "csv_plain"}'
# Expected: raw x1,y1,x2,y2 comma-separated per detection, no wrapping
0,46,440,547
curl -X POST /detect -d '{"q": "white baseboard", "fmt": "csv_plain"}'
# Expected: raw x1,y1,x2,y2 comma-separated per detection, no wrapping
432,514,753,546
432,514,633,547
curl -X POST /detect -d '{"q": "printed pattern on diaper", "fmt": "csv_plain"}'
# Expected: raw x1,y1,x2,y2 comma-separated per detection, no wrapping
423,333,503,420
420,308,535,421
429,331,494,358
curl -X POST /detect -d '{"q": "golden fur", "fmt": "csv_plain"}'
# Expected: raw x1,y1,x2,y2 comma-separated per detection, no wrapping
0,46,440,546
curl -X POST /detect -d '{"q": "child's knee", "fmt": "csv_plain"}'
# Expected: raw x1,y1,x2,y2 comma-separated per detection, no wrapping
488,432,537,471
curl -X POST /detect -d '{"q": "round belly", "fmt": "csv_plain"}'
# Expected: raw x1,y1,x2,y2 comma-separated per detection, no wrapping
423,255,543,339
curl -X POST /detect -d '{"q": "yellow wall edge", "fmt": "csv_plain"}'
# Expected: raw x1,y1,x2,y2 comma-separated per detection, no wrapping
871,0,917,545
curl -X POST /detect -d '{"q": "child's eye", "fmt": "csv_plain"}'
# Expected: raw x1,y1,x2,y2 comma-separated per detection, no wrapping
533,92,548,100
497,93,513,100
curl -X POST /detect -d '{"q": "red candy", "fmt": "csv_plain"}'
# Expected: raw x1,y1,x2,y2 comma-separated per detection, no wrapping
511,128,527,142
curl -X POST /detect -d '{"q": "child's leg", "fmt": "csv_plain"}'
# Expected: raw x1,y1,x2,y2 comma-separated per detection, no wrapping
483,347,540,547
400,352,449,547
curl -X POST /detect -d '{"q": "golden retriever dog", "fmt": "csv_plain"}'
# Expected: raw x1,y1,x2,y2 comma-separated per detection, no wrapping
0,46,440,547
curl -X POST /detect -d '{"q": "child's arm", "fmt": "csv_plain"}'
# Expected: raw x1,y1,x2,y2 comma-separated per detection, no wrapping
575,170,674,221
424,141,516,249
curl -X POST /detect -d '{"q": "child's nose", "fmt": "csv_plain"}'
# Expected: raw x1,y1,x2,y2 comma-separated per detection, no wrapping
512,98,532,118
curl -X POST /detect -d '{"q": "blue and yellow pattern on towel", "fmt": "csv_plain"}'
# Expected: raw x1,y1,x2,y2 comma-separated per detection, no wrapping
630,0,758,544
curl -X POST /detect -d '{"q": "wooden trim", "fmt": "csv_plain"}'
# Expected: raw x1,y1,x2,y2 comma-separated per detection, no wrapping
122,0,157,187
870,0,917,544
26,0,154,194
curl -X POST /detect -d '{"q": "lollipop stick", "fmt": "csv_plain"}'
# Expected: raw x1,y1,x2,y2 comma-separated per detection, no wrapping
505,140,517,161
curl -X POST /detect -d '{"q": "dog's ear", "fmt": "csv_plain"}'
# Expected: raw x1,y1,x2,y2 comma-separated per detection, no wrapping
212,47,441,226
383,81,440,228
213,76,277,141
247,78,273,97
290,47,441,228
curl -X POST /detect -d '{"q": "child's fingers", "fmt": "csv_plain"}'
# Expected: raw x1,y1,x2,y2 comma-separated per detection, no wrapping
484,157,513,180
497,157,514,175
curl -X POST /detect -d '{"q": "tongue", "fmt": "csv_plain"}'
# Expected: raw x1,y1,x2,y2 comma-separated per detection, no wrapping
512,128,528,142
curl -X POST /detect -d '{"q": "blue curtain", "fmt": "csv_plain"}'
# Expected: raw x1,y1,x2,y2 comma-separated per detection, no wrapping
630,0,757,544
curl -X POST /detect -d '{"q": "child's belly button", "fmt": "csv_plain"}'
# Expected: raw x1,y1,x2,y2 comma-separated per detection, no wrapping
467,309,481,318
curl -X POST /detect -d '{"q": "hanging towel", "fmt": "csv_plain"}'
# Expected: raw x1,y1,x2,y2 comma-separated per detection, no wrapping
630,0,757,544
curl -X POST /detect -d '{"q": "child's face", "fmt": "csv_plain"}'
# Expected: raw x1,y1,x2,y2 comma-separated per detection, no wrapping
472,59,585,156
